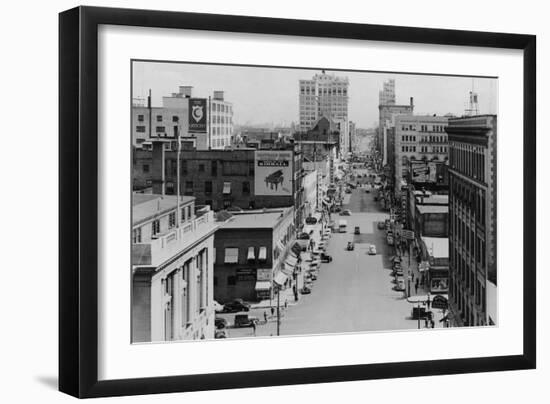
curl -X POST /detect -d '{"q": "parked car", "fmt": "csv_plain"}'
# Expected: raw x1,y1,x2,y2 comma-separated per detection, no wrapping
215,317,228,329
368,244,377,255
387,235,394,246
345,188,352,194
305,216,318,225
347,241,355,251
365,188,370,193
215,329,227,339
301,286,312,295
411,307,432,320
222,299,251,313
340,209,352,216
297,232,310,240
377,221,385,230
234,314,259,328
354,226,360,235
320,253,333,263
394,277,406,291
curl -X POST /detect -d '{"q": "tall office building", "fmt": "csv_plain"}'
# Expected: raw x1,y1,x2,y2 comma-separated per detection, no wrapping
298,71,349,152
447,115,497,327
379,78,396,105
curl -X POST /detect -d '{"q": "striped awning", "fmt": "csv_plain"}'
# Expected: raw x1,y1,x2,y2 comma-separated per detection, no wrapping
273,271,288,286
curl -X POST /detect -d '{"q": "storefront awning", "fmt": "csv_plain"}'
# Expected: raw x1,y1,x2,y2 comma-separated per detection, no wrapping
247,246,255,260
255,281,272,291
224,247,239,264
285,254,298,267
273,271,288,286
258,246,267,260
223,182,231,194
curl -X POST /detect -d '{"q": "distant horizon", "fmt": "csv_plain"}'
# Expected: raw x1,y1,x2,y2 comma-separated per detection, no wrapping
132,61,498,129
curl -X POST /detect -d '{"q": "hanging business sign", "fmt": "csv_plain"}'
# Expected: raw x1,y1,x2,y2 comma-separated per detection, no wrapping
188,98,207,133
254,150,293,196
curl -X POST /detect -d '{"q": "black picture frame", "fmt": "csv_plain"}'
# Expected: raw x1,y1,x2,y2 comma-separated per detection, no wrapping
59,6,536,399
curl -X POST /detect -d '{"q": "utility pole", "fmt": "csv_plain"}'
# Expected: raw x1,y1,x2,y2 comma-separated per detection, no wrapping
277,286,281,336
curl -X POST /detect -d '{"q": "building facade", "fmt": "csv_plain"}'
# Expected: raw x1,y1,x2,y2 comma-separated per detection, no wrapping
394,115,449,191
298,71,349,152
132,87,233,150
447,115,497,326
133,142,305,229
379,78,396,105
131,194,218,342
213,208,296,302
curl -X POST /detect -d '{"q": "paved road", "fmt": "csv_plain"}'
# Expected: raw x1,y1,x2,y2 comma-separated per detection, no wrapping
221,185,439,339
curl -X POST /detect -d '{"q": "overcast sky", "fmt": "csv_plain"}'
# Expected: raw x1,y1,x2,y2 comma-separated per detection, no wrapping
132,61,497,129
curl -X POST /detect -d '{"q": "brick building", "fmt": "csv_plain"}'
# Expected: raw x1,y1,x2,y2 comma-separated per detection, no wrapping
213,208,296,302
133,141,306,229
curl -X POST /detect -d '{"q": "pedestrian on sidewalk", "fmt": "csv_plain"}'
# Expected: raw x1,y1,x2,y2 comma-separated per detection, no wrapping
414,281,418,295
424,317,429,328
430,319,435,328
251,321,256,336
263,311,267,322
284,300,288,309
270,306,275,316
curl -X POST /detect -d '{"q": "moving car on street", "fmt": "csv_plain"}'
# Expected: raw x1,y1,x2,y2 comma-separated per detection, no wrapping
368,244,377,255
347,241,355,251
340,209,352,216
377,221,385,230
301,286,312,295
354,226,360,235
222,299,251,313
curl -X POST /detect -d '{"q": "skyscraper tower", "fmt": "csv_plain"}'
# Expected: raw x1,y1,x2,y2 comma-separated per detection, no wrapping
298,71,349,132
379,79,396,105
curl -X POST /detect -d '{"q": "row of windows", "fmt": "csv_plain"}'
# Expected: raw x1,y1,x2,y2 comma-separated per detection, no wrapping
450,177,486,226
183,181,250,195
162,249,208,340
212,103,232,114
137,114,180,123
422,135,446,143
450,144,486,182
132,205,193,243
212,115,232,124
420,124,446,132
418,146,448,154
402,135,417,142
401,145,416,152
300,87,348,96
449,273,486,326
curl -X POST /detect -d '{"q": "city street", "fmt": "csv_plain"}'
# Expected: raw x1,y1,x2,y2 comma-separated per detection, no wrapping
221,186,429,339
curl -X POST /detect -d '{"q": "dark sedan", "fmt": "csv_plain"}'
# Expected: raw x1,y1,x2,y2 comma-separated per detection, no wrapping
222,299,251,313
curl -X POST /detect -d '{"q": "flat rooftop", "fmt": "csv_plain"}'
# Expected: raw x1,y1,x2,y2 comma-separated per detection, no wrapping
421,237,449,258
417,205,448,214
416,194,449,205
222,208,292,229
133,194,195,225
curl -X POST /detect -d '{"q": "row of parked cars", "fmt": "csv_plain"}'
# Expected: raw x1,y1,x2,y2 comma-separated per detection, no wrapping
302,228,333,294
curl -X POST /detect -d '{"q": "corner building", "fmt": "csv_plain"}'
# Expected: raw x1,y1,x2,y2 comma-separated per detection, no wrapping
447,115,497,326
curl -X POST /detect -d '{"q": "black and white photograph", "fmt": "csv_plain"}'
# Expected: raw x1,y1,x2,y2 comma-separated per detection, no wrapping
130,61,498,343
